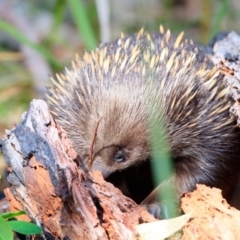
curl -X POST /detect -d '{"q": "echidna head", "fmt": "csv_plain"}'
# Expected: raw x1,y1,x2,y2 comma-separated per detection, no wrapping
77,79,156,178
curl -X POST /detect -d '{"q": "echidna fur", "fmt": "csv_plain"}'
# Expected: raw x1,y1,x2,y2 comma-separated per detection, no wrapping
47,26,240,217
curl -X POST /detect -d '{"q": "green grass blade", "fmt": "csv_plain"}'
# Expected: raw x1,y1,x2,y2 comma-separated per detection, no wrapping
148,108,178,219
67,0,97,50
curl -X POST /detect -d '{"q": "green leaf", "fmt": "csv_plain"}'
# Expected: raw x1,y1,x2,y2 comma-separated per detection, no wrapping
0,216,13,240
0,211,26,220
7,221,42,235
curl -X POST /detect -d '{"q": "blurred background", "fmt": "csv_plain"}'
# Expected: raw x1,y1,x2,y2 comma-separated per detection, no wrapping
0,0,240,196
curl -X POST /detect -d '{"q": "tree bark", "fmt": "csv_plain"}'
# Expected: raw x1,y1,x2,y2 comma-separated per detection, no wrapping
0,99,155,240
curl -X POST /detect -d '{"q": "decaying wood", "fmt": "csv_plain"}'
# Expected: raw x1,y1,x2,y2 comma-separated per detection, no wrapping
210,31,240,123
181,184,240,240
0,99,155,240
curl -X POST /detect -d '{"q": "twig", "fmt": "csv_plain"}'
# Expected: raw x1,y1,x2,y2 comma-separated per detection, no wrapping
89,117,102,168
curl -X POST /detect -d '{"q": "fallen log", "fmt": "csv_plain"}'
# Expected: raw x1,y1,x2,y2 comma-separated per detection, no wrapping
0,99,156,240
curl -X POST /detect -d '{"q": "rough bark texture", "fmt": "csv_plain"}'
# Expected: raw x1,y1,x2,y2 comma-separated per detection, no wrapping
0,100,155,240
181,184,240,240
211,31,240,122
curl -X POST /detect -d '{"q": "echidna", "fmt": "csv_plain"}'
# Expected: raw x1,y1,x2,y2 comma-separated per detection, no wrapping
47,27,240,218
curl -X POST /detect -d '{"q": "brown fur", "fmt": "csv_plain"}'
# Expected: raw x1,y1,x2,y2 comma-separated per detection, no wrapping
47,28,240,218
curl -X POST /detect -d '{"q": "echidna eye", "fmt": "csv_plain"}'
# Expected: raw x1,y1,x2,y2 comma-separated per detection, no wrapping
114,149,126,162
